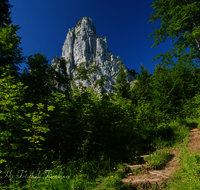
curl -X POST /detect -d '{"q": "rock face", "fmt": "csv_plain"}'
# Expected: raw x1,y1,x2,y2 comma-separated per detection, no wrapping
51,16,135,95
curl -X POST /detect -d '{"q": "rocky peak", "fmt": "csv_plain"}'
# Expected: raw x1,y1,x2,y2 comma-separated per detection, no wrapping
51,17,135,95
75,16,97,35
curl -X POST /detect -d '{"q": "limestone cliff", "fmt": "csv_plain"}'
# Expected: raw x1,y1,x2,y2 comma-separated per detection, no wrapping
51,16,135,95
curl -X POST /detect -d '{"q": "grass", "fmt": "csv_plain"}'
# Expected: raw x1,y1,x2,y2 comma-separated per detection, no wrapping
164,120,200,190
144,150,173,170
1,158,126,190
1,115,200,189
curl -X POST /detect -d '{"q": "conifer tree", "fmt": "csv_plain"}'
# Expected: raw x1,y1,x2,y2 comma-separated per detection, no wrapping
0,0,12,27
19,53,53,110
112,62,131,99
0,0,25,80
48,57,73,102
129,64,154,105
126,67,139,80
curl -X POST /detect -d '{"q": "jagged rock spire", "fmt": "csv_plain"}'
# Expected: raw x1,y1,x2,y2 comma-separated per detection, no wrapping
51,16,135,95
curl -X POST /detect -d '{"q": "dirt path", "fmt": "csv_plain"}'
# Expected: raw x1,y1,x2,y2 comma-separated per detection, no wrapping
121,128,200,189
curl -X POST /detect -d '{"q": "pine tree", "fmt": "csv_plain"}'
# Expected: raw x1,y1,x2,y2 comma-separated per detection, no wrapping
48,57,73,102
19,53,53,109
0,0,12,27
126,67,139,80
0,0,25,80
128,63,154,105
112,62,131,99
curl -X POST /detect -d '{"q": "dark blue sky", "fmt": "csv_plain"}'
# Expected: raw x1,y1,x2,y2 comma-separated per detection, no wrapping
9,0,193,75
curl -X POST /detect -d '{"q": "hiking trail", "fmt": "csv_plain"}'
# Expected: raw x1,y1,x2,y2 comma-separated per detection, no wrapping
118,128,200,189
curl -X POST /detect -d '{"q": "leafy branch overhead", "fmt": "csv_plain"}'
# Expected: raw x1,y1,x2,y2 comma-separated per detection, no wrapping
148,0,200,67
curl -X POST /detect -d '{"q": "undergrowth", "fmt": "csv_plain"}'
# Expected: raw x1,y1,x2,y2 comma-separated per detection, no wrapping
1,115,200,189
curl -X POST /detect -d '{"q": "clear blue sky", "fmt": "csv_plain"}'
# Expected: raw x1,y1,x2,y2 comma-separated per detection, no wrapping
9,0,194,76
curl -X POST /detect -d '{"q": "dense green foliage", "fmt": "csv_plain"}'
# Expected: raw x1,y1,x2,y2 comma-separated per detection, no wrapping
0,0,25,81
148,0,200,67
0,0,12,27
1,0,200,189
112,62,131,99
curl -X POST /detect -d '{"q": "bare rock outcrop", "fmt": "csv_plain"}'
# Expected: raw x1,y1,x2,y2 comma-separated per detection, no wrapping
51,16,136,95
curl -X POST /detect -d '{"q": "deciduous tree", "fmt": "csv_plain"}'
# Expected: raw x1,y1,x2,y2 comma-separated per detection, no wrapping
148,0,200,68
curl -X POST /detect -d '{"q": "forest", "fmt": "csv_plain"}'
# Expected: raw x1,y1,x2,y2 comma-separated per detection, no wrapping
1,0,200,189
